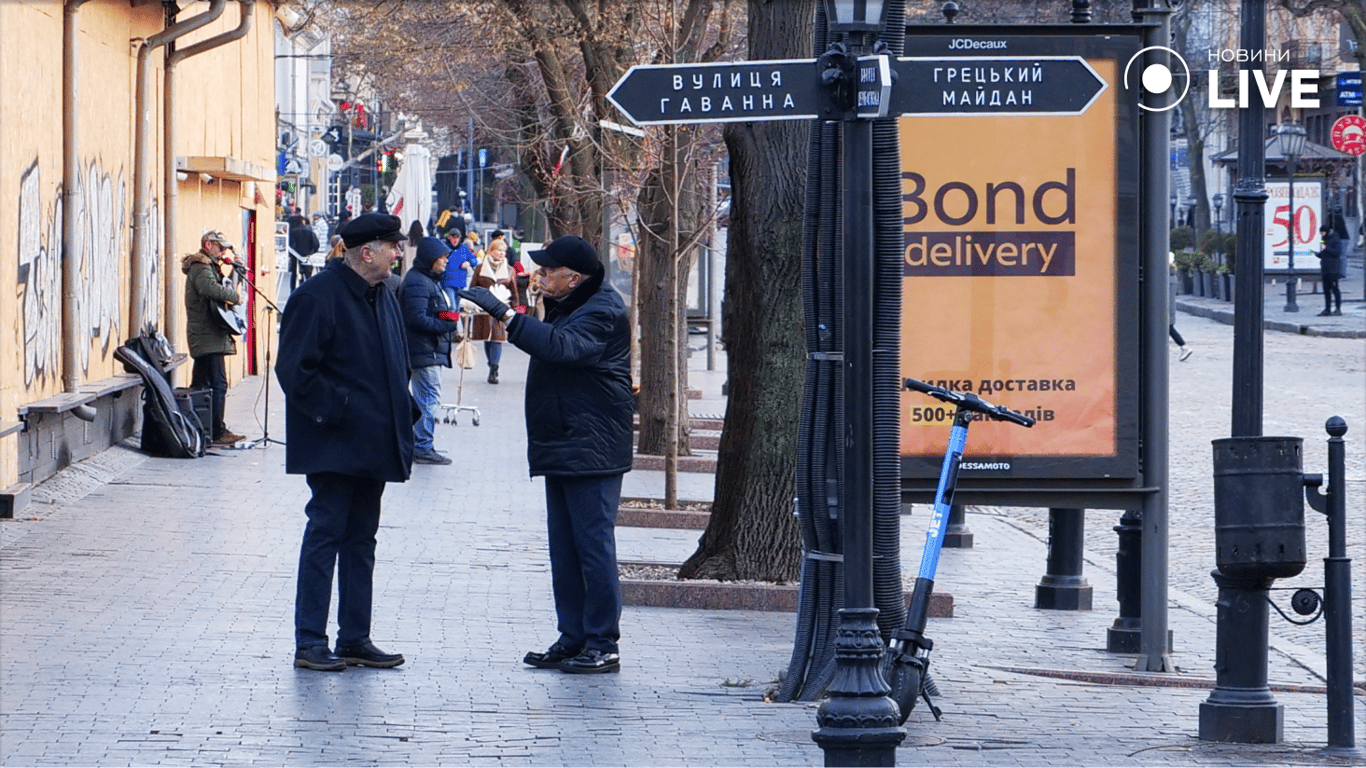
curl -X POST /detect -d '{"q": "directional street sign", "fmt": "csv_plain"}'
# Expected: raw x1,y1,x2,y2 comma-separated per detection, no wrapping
889,56,1108,117
607,58,828,126
607,55,1108,126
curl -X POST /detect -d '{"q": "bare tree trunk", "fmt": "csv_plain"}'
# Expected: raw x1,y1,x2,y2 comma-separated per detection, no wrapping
635,148,698,461
678,0,811,583
665,125,681,508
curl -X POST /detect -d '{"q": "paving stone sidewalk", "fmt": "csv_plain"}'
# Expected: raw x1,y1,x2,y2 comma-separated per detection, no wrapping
2,320,1363,767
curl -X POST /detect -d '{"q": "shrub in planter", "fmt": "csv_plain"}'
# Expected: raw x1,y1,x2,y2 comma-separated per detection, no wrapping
1173,249,1202,294
1172,249,1205,274
1170,226,1195,251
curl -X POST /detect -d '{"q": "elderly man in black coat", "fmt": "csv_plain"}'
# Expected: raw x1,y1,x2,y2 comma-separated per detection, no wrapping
460,235,633,674
276,212,416,672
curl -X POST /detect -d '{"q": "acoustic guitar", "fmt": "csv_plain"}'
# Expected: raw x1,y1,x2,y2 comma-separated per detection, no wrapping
215,277,248,335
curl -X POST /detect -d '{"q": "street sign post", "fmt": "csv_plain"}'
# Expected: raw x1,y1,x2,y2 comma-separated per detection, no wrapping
609,54,1108,126
889,56,1108,117
606,26,1161,762
607,58,830,125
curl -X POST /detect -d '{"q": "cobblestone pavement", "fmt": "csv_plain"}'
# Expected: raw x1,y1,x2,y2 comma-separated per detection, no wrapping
2,301,1363,766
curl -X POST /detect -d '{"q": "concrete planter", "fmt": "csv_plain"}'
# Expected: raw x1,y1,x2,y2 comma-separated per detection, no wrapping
620,561,955,617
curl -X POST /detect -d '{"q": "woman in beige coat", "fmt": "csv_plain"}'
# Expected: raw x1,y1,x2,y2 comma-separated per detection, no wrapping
470,239,520,383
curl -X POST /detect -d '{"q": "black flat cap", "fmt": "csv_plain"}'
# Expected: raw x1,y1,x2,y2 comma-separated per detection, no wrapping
529,235,601,275
338,213,406,248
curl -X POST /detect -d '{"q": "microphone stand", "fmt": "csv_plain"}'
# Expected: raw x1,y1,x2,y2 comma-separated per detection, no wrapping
227,259,286,449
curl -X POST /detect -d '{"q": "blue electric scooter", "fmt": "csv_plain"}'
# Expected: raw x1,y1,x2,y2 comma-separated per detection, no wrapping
888,377,1036,724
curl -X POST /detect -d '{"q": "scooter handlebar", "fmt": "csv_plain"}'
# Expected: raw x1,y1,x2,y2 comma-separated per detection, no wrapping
903,377,1035,428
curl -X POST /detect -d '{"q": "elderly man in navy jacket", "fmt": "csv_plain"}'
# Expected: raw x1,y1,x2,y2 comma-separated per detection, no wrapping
276,212,416,672
461,235,632,674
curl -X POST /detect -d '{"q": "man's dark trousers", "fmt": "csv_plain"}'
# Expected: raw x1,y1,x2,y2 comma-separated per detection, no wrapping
190,353,228,440
295,472,385,649
545,474,623,654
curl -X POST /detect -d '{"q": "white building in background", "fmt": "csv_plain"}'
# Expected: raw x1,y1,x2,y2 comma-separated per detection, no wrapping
273,4,332,219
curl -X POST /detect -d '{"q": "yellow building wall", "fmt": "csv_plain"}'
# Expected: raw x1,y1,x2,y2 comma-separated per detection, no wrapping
0,0,276,495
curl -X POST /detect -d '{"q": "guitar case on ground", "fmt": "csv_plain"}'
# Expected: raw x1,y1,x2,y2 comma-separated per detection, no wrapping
114,344,206,459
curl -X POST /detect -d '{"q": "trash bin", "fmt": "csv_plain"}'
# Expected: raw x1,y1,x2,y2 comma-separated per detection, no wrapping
1212,436,1307,580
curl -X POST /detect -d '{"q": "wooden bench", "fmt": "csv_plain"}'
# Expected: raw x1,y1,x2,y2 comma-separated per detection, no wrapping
16,370,148,418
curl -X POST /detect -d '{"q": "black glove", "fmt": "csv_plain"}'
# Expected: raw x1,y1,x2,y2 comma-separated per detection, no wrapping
457,287,514,322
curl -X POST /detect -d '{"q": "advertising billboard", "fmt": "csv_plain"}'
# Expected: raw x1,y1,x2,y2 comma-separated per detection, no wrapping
1262,178,1323,274
899,28,1143,489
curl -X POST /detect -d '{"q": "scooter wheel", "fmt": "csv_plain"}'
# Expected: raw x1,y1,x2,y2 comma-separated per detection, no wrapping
888,662,921,726
472,417,480,426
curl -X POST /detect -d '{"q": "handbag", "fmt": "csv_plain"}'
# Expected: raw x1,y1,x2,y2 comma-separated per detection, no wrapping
456,338,477,370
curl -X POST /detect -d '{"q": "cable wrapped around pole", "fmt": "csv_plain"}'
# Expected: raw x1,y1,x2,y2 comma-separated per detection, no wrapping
779,3,839,703
869,0,908,643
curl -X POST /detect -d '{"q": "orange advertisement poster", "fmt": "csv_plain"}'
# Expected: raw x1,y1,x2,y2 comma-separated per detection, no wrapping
898,42,1139,480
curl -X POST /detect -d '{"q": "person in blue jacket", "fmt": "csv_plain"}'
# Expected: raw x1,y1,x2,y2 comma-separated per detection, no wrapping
276,213,416,672
440,229,481,308
460,235,632,674
402,237,464,465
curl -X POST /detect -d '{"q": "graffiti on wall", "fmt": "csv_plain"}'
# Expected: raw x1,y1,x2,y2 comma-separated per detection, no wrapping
18,161,61,387
17,158,143,387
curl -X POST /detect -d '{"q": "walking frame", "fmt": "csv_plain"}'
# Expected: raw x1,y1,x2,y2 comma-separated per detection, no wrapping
441,314,481,427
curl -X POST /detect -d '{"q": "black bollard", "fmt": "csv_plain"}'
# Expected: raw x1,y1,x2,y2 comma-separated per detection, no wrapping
1107,508,1173,654
1315,417,1361,757
942,504,973,548
1107,510,1142,651
1035,508,1092,610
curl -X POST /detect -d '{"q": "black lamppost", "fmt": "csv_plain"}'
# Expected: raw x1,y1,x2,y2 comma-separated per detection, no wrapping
1203,0,1280,743
1278,122,1307,313
1170,192,1177,223
811,0,906,764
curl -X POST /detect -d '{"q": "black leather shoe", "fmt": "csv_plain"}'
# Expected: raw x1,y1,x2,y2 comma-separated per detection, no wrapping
295,645,346,671
523,642,581,669
559,649,620,674
335,641,405,668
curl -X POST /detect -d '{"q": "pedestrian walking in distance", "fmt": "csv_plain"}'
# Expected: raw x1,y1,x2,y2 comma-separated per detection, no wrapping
470,237,520,384
276,213,416,672
460,235,633,674
1168,251,1192,361
1315,224,1344,316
